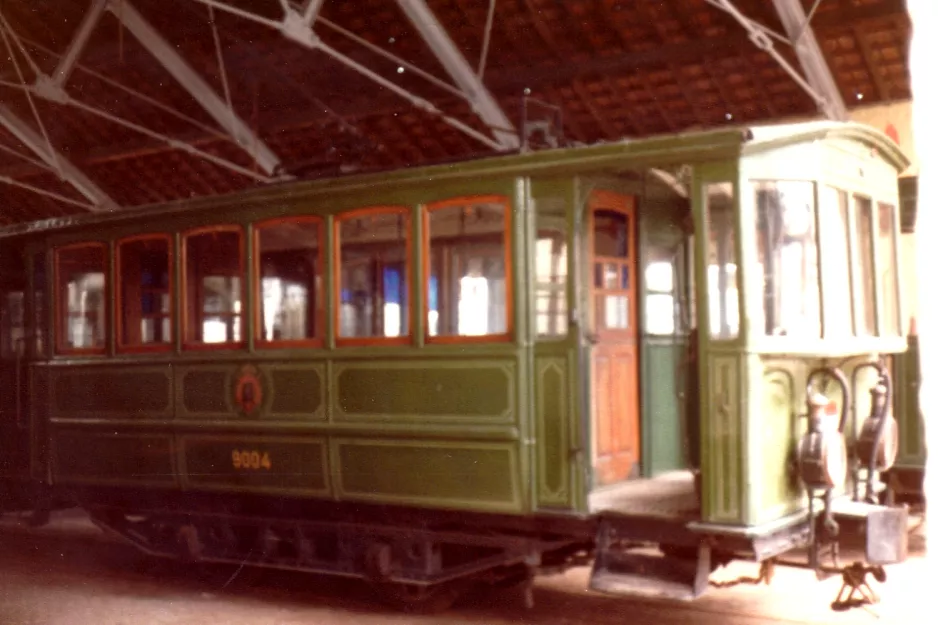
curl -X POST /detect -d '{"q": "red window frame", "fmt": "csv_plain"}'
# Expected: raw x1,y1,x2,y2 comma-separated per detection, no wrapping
54,241,109,356
422,195,513,345
181,225,246,351
333,206,412,347
116,233,174,354
254,216,325,349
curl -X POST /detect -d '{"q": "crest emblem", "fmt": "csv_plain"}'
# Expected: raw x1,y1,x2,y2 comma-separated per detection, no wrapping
233,365,263,415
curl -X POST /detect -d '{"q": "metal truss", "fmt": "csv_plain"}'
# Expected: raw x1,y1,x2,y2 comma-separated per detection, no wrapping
770,0,846,120
107,0,285,175
192,0,519,151
706,0,846,120
0,103,116,210
0,0,293,212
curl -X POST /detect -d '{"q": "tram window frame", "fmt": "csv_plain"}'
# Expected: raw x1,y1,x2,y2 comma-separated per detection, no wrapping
54,242,109,355
334,206,412,347
182,225,246,351
423,195,513,344
116,234,174,353
534,204,568,340
875,201,901,337
751,180,822,339
254,216,324,349
703,182,739,341
32,251,48,358
818,186,854,338
852,195,877,337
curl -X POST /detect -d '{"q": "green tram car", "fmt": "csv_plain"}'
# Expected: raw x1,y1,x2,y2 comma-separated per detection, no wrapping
0,120,914,610
884,175,926,504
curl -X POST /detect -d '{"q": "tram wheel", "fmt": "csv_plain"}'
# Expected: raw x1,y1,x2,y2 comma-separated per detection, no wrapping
372,579,468,614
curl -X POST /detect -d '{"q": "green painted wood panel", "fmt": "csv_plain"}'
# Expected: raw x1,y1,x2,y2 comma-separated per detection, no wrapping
179,366,232,416
641,340,686,476
333,361,514,422
50,366,172,418
894,337,925,468
534,355,574,508
702,354,742,523
181,435,329,495
52,431,176,486
752,364,801,524
263,363,325,421
334,439,521,513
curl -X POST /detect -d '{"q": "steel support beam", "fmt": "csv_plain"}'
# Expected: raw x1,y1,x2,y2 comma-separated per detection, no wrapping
51,0,108,87
302,0,326,26
107,0,283,175
394,0,519,150
771,0,847,120
0,103,116,210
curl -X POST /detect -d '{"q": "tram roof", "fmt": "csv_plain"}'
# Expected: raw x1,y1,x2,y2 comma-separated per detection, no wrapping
0,0,910,227
0,119,909,240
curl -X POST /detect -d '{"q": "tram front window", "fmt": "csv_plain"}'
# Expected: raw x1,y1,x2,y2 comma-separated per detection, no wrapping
753,181,821,338
704,182,738,340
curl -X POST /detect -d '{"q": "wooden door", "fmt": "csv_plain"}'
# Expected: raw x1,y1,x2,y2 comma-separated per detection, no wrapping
589,191,640,487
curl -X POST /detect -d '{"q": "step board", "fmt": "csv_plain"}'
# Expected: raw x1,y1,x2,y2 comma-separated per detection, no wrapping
588,520,711,602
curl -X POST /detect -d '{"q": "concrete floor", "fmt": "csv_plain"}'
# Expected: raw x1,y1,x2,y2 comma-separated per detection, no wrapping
0,509,929,625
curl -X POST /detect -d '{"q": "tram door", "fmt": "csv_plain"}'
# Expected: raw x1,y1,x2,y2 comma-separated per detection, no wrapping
589,191,640,486
0,246,29,480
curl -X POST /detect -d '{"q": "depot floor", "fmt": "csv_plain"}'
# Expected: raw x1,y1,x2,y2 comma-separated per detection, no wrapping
0,510,929,625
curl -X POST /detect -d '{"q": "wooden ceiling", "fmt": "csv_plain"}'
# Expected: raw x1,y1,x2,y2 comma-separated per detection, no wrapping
0,0,911,225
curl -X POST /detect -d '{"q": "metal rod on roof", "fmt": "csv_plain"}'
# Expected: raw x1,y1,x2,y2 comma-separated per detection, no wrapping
50,0,108,88
20,34,230,142
0,173,97,210
315,41,503,151
207,4,238,141
798,0,825,43
0,18,61,178
110,0,284,175
0,76,274,184
188,0,282,30
302,0,326,26
313,15,466,100
0,103,117,210
477,0,497,79
701,0,790,46
64,97,275,182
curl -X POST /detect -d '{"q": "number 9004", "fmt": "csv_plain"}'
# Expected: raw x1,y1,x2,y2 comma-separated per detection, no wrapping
231,450,272,470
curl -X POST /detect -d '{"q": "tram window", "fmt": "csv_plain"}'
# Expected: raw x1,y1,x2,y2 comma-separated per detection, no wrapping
33,252,47,357
55,243,107,352
853,196,876,336
256,218,321,345
704,183,738,340
118,236,172,350
0,291,24,358
535,204,567,338
819,187,853,337
183,228,244,347
877,202,900,336
592,209,631,332
753,181,820,338
645,260,675,335
426,197,510,341
336,209,410,342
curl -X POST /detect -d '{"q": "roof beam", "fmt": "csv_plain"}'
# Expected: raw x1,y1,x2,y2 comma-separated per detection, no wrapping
51,0,108,87
106,0,284,175
0,103,116,210
394,0,519,150
770,0,847,120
